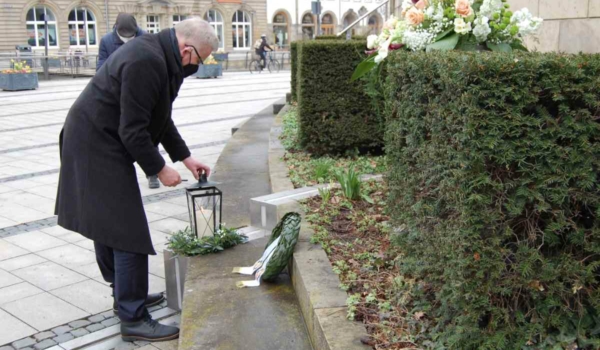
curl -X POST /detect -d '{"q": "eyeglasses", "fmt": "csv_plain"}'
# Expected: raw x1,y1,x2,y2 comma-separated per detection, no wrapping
185,44,203,65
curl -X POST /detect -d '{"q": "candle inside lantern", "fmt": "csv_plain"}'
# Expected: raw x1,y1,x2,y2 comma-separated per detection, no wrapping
195,206,213,238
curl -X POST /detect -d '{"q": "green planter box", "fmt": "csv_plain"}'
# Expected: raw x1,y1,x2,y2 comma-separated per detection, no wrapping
194,64,222,79
212,53,228,62
0,73,39,91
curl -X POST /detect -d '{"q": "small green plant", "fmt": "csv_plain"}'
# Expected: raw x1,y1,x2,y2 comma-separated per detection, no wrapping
313,159,332,182
318,185,332,205
280,106,299,150
167,226,247,257
346,293,361,320
335,167,373,203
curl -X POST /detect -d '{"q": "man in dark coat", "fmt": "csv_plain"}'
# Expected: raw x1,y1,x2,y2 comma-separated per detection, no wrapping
55,18,218,341
97,14,161,190
96,13,145,71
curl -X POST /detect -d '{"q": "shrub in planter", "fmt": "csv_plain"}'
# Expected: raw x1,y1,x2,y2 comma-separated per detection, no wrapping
384,51,600,349
296,40,383,155
164,226,247,310
0,60,38,91
194,55,222,79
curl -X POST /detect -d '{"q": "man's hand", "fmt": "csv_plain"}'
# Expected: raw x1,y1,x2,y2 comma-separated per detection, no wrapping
183,157,211,180
157,165,182,187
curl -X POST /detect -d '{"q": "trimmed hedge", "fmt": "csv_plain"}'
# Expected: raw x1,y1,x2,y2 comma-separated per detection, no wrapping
315,35,367,41
290,41,298,102
297,40,383,154
384,51,600,348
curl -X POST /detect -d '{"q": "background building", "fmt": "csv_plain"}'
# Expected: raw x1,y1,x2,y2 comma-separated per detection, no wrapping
0,0,597,55
0,0,268,53
266,0,390,49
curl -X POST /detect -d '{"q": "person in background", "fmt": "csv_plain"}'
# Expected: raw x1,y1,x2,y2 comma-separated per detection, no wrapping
254,34,273,69
98,14,163,189
97,13,145,71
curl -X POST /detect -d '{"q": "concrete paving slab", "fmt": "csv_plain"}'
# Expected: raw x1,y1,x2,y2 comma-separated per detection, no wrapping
180,238,311,350
3,293,89,331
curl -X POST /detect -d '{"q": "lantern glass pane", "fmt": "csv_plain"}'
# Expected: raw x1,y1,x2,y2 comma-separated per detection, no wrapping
186,188,222,239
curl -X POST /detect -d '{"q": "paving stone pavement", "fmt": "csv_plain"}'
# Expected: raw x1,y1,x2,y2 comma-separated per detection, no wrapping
0,72,291,347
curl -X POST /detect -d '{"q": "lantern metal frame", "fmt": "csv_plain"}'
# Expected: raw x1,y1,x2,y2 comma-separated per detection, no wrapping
185,180,223,238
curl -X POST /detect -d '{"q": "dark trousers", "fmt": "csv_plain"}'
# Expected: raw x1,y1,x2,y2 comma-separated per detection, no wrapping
94,242,148,322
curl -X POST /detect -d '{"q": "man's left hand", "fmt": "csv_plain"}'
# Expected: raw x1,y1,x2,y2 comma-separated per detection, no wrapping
183,157,211,180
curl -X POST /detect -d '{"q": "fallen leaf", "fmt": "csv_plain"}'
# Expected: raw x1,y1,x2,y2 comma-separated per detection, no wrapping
414,311,425,320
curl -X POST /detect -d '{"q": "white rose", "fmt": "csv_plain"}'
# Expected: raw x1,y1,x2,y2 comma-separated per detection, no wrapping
473,16,492,42
367,35,379,50
511,8,543,36
454,18,472,35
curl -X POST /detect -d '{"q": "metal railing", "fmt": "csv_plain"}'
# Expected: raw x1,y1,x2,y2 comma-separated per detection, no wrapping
1,52,99,78
338,0,390,37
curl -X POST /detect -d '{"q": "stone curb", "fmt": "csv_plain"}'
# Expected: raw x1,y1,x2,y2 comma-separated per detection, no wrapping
267,104,370,350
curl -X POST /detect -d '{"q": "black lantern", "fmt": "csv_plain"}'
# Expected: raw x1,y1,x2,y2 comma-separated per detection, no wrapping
185,173,222,238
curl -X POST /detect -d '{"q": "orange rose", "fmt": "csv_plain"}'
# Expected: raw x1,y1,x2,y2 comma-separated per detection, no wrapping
455,0,473,17
415,0,429,10
405,8,425,26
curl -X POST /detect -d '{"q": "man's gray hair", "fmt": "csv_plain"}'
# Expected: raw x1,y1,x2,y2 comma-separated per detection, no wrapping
174,17,219,52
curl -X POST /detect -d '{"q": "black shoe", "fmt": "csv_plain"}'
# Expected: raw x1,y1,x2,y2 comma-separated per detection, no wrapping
121,314,179,342
113,293,165,314
148,175,160,189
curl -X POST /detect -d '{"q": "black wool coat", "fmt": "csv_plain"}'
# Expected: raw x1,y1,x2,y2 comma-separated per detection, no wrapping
55,29,190,255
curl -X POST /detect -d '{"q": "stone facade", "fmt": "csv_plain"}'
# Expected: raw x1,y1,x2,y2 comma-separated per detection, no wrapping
510,0,600,53
266,0,392,49
0,0,268,53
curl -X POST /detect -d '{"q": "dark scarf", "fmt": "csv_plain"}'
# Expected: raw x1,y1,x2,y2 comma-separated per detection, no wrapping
157,28,184,102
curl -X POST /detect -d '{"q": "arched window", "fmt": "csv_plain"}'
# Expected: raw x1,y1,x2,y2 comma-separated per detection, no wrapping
68,8,97,46
343,12,358,36
173,15,187,27
301,13,315,40
232,10,251,49
272,12,289,49
26,6,58,47
368,15,381,35
321,14,335,35
204,9,224,49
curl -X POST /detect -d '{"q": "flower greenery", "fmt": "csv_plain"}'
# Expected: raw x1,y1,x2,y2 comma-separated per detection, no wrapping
2,60,32,74
353,0,542,80
167,226,247,257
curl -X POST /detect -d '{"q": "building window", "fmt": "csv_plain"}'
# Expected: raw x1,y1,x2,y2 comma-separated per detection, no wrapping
146,15,160,34
301,13,315,40
343,12,357,36
368,15,381,35
321,14,335,35
272,12,288,49
204,9,224,49
173,15,187,26
26,6,58,47
231,10,251,49
68,8,97,46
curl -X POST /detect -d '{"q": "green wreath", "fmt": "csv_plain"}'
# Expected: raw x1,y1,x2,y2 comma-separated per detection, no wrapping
261,212,302,282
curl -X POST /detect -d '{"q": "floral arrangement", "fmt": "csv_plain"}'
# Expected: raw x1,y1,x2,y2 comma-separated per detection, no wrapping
203,55,219,65
2,60,32,74
353,0,542,80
